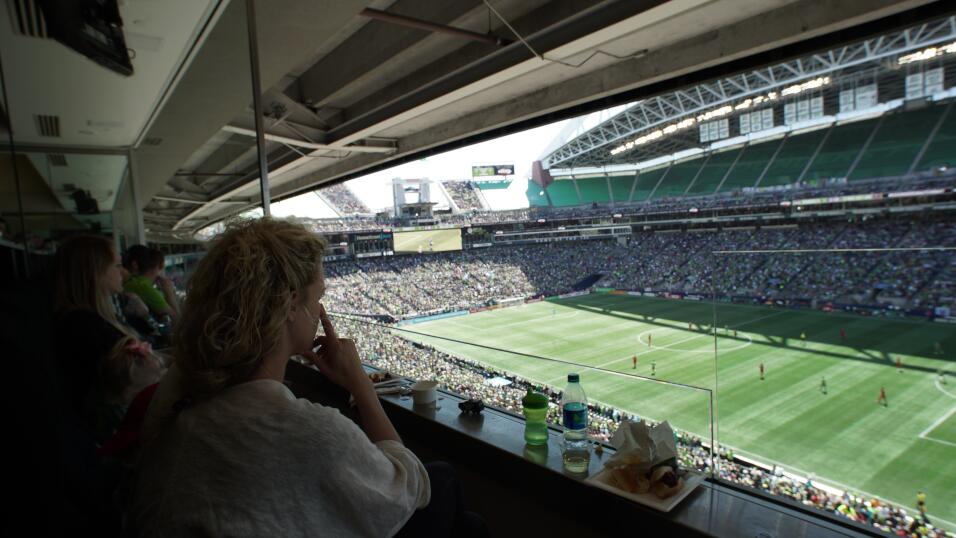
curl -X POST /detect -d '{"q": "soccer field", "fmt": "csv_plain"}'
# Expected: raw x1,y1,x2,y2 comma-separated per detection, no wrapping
399,294,956,528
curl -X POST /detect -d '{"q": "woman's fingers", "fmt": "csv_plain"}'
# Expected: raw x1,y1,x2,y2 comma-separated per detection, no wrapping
318,303,337,340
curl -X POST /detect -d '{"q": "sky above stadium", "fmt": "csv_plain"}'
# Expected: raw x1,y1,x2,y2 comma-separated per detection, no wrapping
270,120,569,218
267,104,634,219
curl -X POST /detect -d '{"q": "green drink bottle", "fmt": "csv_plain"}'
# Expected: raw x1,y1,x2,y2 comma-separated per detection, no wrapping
522,390,549,446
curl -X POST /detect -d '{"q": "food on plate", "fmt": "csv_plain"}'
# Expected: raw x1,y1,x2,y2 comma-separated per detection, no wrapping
368,371,392,383
649,465,683,499
599,458,684,499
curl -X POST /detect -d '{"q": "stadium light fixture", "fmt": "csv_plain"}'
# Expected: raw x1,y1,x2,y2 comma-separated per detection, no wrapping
610,77,829,156
898,40,956,64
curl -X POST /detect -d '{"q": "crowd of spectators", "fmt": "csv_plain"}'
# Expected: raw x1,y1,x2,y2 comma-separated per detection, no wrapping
322,218,956,319
324,315,951,537
320,183,370,215
442,181,484,211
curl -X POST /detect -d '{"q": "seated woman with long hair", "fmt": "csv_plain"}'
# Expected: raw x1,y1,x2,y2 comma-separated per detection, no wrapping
55,235,140,415
126,219,437,537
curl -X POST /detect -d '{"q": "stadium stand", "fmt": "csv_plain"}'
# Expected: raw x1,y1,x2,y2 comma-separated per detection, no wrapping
915,104,956,171
651,159,703,198
609,174,636,202
632,167,667,201
758,127,830,187
576,177,612,203
322,218,956,319
442,181,484,211
685,148,741,195
848,106,942,180
320,183,369,215
719,137,786,191
801,118,880,183
544,179,581,206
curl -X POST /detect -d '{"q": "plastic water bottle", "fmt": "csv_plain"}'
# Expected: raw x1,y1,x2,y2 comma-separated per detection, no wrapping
561,373,590,473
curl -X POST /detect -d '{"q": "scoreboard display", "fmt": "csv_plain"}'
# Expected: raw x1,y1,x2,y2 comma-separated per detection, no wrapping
393,228,462,253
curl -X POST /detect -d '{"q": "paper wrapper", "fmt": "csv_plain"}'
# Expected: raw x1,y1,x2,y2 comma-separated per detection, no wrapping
604,420,677,473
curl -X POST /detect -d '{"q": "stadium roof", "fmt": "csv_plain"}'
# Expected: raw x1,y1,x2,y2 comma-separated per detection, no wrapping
543,14,956,171
3,0,949,242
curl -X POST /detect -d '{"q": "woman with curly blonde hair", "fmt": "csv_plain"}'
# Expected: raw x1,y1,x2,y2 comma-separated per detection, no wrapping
126,218,435,537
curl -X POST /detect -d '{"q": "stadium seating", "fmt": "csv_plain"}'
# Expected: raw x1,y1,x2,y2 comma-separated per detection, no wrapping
719,137,785,191
848,106,940,180
914,104,956,171
576,177,612,203
758,127,830,187
651,159,704,199
631,167,667,201
685,148,742,195
544,179,581,206
609,174,636,202
800,118,878,183
525,182,550,207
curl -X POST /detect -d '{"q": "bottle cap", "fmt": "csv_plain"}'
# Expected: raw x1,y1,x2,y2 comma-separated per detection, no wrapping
522,390,548,409
567,373,580,383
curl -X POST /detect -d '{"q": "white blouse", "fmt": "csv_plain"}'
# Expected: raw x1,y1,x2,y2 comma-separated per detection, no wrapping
127,365,431,537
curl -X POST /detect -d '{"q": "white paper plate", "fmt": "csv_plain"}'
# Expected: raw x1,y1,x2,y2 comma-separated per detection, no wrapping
585,469,705,512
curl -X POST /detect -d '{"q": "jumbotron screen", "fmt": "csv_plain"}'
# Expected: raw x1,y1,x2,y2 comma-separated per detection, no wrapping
393,229,462,253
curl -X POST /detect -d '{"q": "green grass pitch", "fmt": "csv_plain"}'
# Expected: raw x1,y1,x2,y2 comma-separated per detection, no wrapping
398,294,956,528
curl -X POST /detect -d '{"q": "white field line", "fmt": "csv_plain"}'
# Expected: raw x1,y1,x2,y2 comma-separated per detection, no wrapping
919,403,956,438
917,376,956,445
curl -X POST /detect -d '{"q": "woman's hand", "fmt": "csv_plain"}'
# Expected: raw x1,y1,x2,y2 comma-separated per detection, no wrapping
303,304,372,396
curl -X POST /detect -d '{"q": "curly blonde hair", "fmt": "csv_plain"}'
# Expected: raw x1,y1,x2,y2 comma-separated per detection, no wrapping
175,218,327,396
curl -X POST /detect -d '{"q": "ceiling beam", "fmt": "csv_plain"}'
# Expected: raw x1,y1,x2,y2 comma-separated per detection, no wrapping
222,125,396,153
359,7,512,47
295,0,484,109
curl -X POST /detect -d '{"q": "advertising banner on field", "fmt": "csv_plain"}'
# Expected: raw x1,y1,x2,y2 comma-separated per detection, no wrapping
595,287,614,293
684,294,703,301
558,290,589,299
611,290,627,295
640,291,656,297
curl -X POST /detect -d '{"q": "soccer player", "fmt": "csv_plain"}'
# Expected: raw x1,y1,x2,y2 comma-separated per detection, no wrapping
934,341,944,356
877,386,888,407
632,355,637,369
820,377,827,395
733,330,737,338
896,356,903,373
651,361,656,377
939,368,948,385
688,322,692,330
759,363,765,381
800,332,807,347
917,491,928,522
840,327,846,341
648,333,652,348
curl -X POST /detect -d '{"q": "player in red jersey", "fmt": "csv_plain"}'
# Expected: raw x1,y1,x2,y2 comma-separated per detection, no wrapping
840,327,846,341
896,356,903,373
632,355,637,369
877,386,888,407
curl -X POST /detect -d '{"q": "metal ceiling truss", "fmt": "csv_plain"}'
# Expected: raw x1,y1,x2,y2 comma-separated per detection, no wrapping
544,16,956,169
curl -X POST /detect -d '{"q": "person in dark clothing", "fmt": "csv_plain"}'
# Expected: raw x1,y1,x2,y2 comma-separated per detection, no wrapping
54,235,136,413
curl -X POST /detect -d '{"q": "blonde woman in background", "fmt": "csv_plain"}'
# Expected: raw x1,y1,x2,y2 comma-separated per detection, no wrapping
127,218,487,537
55,235,139,415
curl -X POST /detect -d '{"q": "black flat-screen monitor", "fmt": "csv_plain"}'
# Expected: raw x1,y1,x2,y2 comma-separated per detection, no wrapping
38,0,134,77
